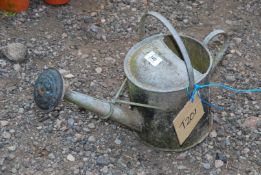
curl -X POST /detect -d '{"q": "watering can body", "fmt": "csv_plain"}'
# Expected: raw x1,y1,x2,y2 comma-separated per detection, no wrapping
121,12,228,151
34,12,228,151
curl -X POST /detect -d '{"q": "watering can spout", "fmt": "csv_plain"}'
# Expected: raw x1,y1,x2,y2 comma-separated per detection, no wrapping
64,90,143,132
33,68,143,132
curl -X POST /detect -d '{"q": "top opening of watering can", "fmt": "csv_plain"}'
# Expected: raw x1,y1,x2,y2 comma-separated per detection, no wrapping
124,12,212,93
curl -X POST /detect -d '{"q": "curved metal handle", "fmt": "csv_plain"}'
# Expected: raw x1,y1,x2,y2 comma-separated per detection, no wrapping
138,11,195,93
203,30,229,69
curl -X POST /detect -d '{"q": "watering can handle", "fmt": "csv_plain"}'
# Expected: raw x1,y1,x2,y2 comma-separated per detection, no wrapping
138,11,195,94
203,30,229,69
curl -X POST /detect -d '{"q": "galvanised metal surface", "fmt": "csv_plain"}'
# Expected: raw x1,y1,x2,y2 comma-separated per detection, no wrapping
33,11,228,152
124,12,227,151
126,34,213,151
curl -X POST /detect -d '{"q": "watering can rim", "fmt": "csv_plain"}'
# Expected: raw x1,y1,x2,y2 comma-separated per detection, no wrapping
124,33,214,93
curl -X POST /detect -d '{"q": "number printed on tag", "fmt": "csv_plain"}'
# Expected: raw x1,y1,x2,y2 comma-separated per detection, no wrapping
144,51,163,66
173,94,205,145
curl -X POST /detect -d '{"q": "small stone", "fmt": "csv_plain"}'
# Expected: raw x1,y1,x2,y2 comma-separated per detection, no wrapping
183,19,189,23
88,136,96,142
13,64,21,72
225,138,230,146
58,69,69,75
176,152,187,160
100,166,109,173
7,145,16,151
214,160,224,168
0,60,7,67
225,75,236,82
216,153,227,163
48,153,55,159
68,118,75,127
73,168,80,174
237,130,242,136
90,12,97,17
2,43,27,62
0,120,9,127
95,67,102,74
11,168,17,173
96,155,110,165
257,120,261,128
206,154,213,161
242,117,261,129
209,130,217,138
177,165,187,170
202,163,211,170
65,73,74,78
0,158,4,166
85,171,93,175
18,108,24,114
62,33,68,38
104,57,115,63
75,133,83,142
243,148,250,154
67,154,75,161
101,19,106,23
114,138,122,145
87,123,95,129
233,37,242,44
7,154,15,161
2,132,11,139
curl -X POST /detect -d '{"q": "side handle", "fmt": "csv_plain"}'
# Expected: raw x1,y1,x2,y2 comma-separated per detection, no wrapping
203,30,229,69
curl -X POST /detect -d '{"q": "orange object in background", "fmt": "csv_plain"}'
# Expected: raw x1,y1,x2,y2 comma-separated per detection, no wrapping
0,0,29,12
44,0,70,5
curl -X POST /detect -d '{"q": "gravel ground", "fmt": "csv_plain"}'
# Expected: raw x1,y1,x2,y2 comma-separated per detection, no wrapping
0,0,260,174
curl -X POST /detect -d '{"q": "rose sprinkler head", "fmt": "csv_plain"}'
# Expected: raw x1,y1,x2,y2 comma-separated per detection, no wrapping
34,68,65,112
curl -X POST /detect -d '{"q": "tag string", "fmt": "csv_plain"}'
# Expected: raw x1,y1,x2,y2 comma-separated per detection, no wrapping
189,83,261,110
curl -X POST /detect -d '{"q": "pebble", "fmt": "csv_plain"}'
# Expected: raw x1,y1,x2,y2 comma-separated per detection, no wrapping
73,168,80,174
225,75,236,82
209,130,217,138
243,148,250,154
214,160,224,168
95,67,102,74
0,120,9,127
96,155,110,165
100,166,109,173
13,64,21,72
202,163,211,170
67,154,75,161
88,136,96,142
177,165,187,170
233,37,242,44
68,118,75,128
48,153,55,159
18,108,24,114
2,43,27,62
0,60,7,67
2,132,11,139
7,145,16,151
176,152,188,160
241,117,260,129
62,33,68,38
205,154,213,161
87,123,95,129
65,73,74,78
114,138,122,145
104,57,116,63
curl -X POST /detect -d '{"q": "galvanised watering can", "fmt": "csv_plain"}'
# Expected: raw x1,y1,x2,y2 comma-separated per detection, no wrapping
34,12,229,151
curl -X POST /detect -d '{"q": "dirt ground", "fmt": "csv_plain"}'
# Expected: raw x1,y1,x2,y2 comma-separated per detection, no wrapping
0,0,260,174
